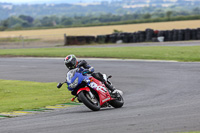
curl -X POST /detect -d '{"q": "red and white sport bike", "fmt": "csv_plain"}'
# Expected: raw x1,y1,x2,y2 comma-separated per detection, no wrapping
57,68,124,111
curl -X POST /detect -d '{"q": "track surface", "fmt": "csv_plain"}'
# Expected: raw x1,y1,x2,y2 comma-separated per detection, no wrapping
0,57,200,133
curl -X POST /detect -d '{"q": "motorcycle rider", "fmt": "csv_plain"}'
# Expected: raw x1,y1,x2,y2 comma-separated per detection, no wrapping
64,54,117,94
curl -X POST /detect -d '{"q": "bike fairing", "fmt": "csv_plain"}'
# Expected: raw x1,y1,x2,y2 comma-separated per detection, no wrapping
66,68,90,91
66,68,105,93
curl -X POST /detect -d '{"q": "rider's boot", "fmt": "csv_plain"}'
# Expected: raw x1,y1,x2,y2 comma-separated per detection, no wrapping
104,82,123,97
104,82,116,94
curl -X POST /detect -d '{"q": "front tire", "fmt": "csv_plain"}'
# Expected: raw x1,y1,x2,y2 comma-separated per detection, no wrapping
109,93,124,108
78,91,100,111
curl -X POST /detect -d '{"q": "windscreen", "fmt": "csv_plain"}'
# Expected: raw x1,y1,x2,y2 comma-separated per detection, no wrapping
66,68,78,82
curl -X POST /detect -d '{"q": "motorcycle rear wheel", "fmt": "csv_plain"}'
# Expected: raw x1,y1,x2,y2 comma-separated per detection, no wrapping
109,93,124,108
78,91,100,111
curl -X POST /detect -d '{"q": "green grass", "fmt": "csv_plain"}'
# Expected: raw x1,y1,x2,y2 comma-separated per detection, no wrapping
0,79,71,113
0,46,200,62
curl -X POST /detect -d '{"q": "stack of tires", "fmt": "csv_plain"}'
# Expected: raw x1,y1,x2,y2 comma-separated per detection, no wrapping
65,36,78,45
127,33,134,43
172,29,178,41
197,28,200,40
122,33,130,43
86,36,96,44
156,30,165,42
178,30,184,41
165,30,173,41
76,36,86,44
105,35,111,43
157,30,165,37
116,33,123,43
76,36,95,45
65,36,95,45
96,35,106,44
145,28,154,42
132,32,139,43
109,34,117,43
184,29,191,40
191,29,197,40
138,31,146,42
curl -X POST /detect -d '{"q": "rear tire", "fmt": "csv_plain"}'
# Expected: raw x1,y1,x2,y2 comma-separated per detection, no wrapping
109,93,124,108
78,91,100,111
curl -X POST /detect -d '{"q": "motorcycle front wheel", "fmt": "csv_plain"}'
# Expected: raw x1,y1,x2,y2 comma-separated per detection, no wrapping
78,91,100,111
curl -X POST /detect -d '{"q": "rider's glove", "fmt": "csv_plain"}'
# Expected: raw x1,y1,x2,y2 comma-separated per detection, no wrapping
82,69,89,75
88,67,94,73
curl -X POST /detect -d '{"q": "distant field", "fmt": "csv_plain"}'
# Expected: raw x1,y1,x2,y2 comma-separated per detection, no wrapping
0,20,200,41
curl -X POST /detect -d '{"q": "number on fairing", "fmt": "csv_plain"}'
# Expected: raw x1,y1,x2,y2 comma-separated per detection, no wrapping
89,82,107,93
96,86,107,93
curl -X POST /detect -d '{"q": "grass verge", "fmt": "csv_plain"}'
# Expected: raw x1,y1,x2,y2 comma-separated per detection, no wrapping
0,46,200,62
0,79,71,113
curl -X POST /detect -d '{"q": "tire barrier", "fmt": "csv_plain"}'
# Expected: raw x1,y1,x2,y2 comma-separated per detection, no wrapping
178,30,184,41
96,35,106,44
145,28,154,42
197,28,200,40
184,29,191,40
64,36,95,45
64,28,200,45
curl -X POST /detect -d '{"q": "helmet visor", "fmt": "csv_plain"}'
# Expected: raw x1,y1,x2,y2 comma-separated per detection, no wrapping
65,62,75,69
65,58,76,69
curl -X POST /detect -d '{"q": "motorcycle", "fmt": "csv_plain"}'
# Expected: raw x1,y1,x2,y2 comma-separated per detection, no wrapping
57,68,124,111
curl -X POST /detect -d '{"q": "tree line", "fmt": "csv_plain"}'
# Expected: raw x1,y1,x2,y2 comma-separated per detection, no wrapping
0,7,200,31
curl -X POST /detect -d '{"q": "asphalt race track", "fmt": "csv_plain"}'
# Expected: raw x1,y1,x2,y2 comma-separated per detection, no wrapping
0,57,200,133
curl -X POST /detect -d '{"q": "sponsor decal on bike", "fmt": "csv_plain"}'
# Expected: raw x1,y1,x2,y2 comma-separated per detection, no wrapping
96,86,107,93
102,97,111,103
89,82,107,93
89,82,97,89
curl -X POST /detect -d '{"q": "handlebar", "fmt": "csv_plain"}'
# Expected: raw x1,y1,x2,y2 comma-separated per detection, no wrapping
57,82,66,89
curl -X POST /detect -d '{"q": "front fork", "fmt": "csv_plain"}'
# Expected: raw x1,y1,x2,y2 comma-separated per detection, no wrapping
88,91,95,99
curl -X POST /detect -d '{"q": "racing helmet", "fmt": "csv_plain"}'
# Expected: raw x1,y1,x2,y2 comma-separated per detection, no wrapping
64,54,78,69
